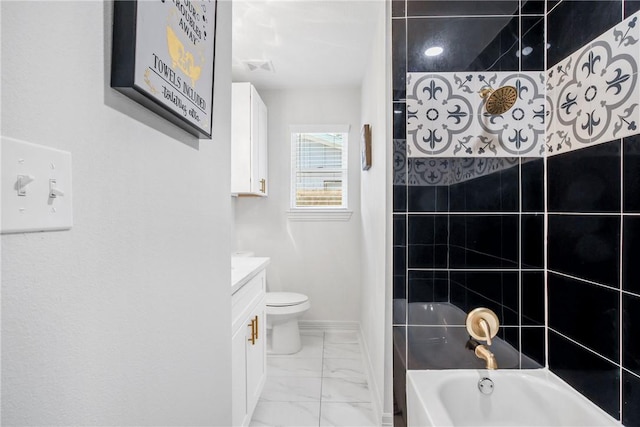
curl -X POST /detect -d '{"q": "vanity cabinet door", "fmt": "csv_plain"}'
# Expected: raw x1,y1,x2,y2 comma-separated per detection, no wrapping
231,269,267,426
246,299,266,415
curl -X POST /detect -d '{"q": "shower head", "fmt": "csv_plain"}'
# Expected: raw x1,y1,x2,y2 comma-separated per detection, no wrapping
479,85,518,115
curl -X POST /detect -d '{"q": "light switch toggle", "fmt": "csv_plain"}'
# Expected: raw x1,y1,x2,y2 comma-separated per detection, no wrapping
16,175,35,196
49,179,65,199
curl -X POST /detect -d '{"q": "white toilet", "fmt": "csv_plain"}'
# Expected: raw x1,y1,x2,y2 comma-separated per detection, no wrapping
266,292,310,354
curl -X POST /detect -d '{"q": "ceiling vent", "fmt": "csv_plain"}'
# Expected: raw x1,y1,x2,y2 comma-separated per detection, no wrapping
243,60,275,73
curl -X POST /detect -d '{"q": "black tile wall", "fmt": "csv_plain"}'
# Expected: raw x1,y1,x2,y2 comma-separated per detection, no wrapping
549,331,620,420
624,135,640,212
623,216,640,295
522,215,544,268
407,215,448,268
449,215,519,269
450,271,520,326
625,0,640,17
407,17,517,72
522,0,545,15
392,20,406,101
548,215,620,287
406,0,520,16
390,0,640,423
547,141,621,213
408,183,448,212
521,16,545,71
623,370,640,425
521,271,545,326
548,272,620,361
623,293,640,376
521,327,545,366
392,0,405,17
521,158,544,212
547,0,622,66
449,166,519,212
393,103,406,140
467,16,520,71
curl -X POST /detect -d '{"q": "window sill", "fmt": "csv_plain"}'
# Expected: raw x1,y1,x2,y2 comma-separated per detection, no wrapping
287,209,353,222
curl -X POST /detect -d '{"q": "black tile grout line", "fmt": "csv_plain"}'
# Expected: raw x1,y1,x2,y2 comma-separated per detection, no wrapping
620,132,625,421
625,366,640,381
519,156,524,369
547,0,563,16
407,268,544,271
549,328,622,370
547,269,639,296
401,14,544,20
399,324,522,329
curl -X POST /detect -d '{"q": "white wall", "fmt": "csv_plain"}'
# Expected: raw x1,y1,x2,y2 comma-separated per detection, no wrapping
1,1,233,425
234,88,362,323
359,2,393,423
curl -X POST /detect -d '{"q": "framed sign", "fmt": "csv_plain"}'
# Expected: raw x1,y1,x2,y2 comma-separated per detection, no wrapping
361,124,372,171
111,0,217,139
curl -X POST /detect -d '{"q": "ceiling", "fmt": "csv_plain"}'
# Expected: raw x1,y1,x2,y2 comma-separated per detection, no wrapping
232,0,383,90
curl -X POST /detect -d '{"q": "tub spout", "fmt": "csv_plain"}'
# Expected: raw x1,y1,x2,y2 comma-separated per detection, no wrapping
475,345,498,370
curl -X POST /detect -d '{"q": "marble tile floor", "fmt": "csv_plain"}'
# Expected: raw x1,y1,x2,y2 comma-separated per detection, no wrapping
250,330,379,427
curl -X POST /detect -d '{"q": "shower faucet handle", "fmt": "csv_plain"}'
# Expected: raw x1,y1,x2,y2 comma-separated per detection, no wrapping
465,308,500,346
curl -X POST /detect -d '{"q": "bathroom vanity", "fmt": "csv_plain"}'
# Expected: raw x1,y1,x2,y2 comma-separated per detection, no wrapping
231,256,269,426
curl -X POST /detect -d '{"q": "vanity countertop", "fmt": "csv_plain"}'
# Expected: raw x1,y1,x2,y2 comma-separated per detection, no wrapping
231,256,270,294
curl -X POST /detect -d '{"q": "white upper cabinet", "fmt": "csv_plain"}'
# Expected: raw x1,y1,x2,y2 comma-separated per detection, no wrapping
231,82,268,196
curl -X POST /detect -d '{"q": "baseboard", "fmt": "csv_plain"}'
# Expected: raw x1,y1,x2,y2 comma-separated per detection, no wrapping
298,320,360,330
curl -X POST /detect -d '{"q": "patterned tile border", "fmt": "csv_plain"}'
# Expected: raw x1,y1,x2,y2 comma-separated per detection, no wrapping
546,11,640,156
406,71,546,157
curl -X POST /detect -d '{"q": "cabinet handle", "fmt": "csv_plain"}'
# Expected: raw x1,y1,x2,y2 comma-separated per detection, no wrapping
260,179,266,193
248,319,256,345
254,315,259,340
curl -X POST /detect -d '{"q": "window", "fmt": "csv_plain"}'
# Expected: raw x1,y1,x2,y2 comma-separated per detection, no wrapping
290,125,351,219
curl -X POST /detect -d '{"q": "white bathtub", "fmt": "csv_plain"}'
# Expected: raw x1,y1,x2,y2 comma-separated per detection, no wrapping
407,369,619,426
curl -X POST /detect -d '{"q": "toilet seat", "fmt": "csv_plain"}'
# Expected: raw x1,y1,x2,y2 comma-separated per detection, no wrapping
266,292,309,307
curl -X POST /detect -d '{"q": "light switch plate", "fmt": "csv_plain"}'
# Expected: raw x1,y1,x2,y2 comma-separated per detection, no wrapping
1,136,73,233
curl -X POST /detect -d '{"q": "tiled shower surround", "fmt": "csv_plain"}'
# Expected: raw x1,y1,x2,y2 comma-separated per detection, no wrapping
392,1,640,426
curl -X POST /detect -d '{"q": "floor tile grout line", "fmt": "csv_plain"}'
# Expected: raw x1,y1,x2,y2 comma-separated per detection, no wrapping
318,331,325,427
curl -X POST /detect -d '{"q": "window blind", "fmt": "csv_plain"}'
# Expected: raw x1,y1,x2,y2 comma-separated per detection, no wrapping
291,132,348,208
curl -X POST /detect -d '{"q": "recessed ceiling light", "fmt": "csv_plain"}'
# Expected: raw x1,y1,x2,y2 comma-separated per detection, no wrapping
424,46,444,57
522,46,533,56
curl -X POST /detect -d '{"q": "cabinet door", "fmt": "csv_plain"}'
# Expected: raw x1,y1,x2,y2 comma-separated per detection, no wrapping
256,98,268,196
245,298,266,417
231,323,248,426
250,87,268,196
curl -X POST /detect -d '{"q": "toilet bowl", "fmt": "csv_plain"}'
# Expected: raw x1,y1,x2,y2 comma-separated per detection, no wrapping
266,292,310,354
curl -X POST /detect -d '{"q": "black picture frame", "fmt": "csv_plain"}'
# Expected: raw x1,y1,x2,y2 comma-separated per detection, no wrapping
111,0,218,139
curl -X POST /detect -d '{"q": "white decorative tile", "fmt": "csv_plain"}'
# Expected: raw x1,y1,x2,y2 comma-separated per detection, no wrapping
261,376,322,402
321,378,371,403
268,357,323,378
323,342,362,359
323,358,366,380
319,402,377,427
547,10,640,156
406,71,545,157
250,401,320,427
324,331,360,344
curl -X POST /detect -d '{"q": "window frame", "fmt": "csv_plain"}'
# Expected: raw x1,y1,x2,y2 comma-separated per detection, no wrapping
288,124,353,221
